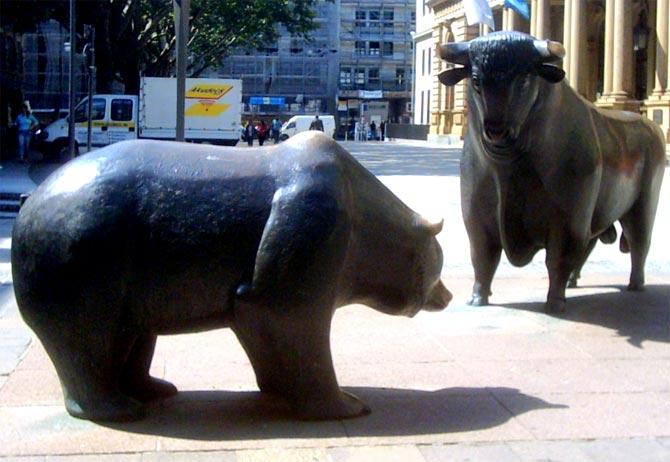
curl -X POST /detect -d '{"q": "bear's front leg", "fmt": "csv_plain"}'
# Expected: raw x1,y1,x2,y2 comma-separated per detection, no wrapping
232,304,370,420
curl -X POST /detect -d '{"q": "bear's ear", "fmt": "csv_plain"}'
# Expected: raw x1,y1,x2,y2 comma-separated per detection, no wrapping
415,216,444,235
438,67,470,86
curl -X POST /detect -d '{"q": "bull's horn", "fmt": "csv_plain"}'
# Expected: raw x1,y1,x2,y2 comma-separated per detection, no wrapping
534,39,565,62
439,42,470,65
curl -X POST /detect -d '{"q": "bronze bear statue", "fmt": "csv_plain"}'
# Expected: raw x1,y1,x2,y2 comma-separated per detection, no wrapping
12,132,451,422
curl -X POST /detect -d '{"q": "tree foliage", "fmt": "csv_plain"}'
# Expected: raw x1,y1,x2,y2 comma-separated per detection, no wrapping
1,0,321,93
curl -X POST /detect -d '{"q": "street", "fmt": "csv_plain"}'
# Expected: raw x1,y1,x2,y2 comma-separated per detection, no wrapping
0,140,669,460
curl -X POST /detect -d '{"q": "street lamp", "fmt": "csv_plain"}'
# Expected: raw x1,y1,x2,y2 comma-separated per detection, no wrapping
633,14,650,51
83,25,96,153
67,0,76,158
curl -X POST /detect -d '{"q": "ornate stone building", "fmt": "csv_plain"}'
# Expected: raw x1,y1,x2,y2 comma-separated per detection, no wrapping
415,0,670,143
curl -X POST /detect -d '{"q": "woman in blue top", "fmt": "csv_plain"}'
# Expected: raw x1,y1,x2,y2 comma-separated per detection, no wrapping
15,103,39,162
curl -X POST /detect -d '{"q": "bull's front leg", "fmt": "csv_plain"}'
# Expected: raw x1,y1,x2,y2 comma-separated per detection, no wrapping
545,227,587,313
466,223,503,306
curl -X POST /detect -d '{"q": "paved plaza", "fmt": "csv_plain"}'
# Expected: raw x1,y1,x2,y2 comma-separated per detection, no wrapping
0,140,668,461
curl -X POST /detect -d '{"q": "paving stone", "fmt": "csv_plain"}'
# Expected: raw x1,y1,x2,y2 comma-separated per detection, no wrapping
142,451,236,462
341,387,535,445
0,406,158,456
419,442,521,462
237,448,329,462
658,437,670,450
496,392,670,440
576,438,670,462
0,368,62,406
47,455,141,462
329,445,425,462
507,440,593,462
0,457,46,462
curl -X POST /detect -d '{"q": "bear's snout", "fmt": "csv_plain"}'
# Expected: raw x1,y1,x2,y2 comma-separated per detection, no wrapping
424,279,452,311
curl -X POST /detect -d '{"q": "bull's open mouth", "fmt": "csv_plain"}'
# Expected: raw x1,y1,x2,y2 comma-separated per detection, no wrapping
482,131,519,160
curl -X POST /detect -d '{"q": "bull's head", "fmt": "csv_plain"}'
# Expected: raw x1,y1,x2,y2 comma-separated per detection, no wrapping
438,32,565,155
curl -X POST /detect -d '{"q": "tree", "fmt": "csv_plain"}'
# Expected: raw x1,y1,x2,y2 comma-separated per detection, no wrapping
2,0,322,94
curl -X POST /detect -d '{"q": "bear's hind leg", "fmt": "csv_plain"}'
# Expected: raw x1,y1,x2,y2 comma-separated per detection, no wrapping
119,334,178,403
38,328,145,422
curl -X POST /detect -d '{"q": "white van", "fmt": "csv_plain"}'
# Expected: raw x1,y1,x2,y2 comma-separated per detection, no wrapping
279,115,335,141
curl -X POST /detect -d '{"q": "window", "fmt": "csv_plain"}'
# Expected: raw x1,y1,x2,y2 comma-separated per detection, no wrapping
420,91,425,125
383,10,394,29
340,66,352,85
426,90,431,124
74,97,105,123
111,99,133,121
369,41,380,56
369,10,380,22
396,68,405,86
355,10,366,27
355,68,365,85
355,41,366,56
383,42,393,56
422,49,426,75
428,48,432,73
368,68,380,85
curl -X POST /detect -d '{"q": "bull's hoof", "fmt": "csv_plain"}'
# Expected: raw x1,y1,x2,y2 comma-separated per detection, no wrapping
544,298,566,313
467,294,489,306
627,282,645,292
120,376,178,403
294,390,371,420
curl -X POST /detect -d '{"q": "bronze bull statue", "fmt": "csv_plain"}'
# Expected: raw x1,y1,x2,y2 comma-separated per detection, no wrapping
12,132,452,422
438,31,665,312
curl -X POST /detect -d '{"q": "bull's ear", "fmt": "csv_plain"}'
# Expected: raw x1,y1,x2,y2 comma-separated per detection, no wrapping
438,67,470,86
537,64,565,83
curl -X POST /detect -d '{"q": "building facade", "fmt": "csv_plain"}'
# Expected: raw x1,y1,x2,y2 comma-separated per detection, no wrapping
216,1,340,120
338,0,415,134
416,0,670,143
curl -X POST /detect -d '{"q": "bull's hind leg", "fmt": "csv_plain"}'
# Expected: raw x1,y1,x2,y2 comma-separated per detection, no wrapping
620,210,652,292
119,334,178,403
545,227,589,313
36,324,145,422
233,305,370,420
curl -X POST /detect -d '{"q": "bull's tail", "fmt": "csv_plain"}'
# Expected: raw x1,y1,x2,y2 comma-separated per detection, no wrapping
598,224,617,244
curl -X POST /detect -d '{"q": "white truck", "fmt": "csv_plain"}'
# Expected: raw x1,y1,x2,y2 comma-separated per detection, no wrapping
39,77,242,158
279,115,335,141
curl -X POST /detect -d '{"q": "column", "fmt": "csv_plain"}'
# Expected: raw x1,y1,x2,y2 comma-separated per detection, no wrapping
611,0,633,98
657,0,670,97
536,0,551,39
601,0,615,99
530,0,538,36
563,0,573,82
569,0,587,95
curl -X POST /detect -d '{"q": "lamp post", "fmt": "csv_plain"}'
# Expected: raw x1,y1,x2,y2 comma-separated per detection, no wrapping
67,0,76,158
174,0,190,142
83,25,95,153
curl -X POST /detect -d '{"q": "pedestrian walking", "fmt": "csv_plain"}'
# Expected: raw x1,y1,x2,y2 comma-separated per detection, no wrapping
309,114,324,131
272,118,282,143
256,120,269,146
370,120,377,141
243,120,255,147
380,120,386,141
15,103,38,162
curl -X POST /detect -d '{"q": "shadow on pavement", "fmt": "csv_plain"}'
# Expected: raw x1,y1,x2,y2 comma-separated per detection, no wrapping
500,284,670,347
104,386,564,441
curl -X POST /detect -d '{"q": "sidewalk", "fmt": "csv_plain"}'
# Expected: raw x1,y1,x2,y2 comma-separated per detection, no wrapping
0,144,668,461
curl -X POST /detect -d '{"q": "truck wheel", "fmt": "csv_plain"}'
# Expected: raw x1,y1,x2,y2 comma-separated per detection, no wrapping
279,134,289,142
